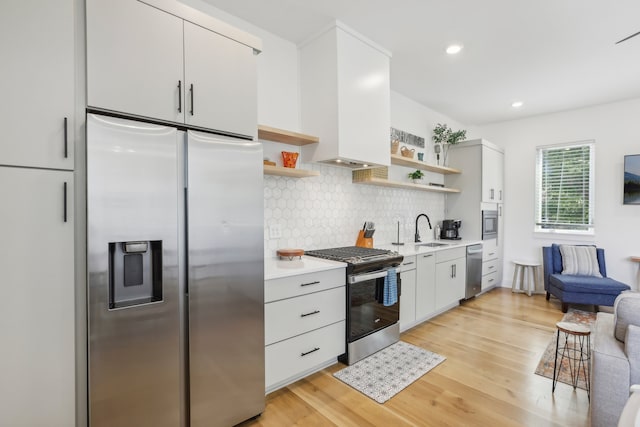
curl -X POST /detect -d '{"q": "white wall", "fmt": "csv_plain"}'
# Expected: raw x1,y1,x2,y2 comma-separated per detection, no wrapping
474,98,640,289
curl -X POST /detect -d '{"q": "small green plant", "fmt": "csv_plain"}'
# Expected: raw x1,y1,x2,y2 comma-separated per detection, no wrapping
432,123,467,145
408,170,424,180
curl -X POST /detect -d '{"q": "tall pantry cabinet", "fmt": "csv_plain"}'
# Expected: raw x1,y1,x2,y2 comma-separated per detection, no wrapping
445,139,505,289
0,0,77,426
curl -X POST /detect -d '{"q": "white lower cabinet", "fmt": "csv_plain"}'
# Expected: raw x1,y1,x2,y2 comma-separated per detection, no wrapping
265,286,345,345
264,268,345,392
435,248,466,311
482,239,499,291
0,167,75,426
399,256,417,331
415,253,436,321
265,320,345,389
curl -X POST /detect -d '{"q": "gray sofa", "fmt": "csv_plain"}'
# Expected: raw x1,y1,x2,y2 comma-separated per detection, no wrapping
591,292,640,426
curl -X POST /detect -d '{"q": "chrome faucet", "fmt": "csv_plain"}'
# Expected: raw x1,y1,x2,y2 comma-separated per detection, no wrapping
415,213,432,242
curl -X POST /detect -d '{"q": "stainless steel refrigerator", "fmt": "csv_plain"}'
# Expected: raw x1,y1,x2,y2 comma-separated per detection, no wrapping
87,113,264,427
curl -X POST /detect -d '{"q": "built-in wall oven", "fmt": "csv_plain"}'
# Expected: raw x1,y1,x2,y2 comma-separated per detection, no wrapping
305,247,403,365
482,210,498,240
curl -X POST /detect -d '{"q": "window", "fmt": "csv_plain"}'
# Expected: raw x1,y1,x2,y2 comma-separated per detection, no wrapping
535,141,595,233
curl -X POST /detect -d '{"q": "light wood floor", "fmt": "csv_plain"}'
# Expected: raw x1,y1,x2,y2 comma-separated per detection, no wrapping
242,287,592,427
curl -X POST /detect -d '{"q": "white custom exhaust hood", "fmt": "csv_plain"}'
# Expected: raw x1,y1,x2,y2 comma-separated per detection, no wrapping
299,21,392,169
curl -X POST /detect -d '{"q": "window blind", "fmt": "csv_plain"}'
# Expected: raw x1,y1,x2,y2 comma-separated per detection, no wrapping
535,142,594,231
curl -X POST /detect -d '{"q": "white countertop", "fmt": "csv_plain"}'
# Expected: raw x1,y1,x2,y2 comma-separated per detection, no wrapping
264,240,483,279
377,239,483,257
265,255,347,280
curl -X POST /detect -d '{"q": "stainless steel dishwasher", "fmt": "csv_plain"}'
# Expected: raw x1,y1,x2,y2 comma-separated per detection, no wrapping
465,244,483,299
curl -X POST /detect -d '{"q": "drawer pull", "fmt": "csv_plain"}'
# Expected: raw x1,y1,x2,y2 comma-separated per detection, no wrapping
422,254,433,258
488,252,496,256
489,279,494,283
301,347,320,357
301,310,320,318
300,280,320,287
403,261,415,266
488,265,495,270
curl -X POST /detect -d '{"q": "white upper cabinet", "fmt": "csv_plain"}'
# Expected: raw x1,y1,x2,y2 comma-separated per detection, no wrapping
183,22,256,137
87,0,259,137
300,22,391,168
482,145,504,203
0,0,75,170
87,0,184,124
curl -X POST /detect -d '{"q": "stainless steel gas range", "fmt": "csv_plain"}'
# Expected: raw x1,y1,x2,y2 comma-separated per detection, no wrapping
305,246,403,365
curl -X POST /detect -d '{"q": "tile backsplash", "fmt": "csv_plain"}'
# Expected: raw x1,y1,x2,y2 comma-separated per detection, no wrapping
264,162,446,257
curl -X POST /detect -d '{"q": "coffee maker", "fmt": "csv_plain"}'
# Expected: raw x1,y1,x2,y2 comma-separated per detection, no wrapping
440,219,462,240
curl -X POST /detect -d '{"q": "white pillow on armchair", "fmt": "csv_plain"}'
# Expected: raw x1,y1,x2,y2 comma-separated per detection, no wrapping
559,244,602,277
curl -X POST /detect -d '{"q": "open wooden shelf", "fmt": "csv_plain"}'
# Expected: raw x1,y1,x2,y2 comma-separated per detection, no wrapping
258,125,319,146
352,177,460,193
390,153,461,174
263,165,320,178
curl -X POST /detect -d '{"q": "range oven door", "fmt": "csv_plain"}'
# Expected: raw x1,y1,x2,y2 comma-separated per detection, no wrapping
347,269,400,343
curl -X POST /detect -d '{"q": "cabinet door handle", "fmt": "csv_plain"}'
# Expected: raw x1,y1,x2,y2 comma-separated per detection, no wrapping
450,264,454,278
301,347,320,357
177,80,182,113
63,117,68,158
490,188,494,200
499,205,502,216
300,310,320,318
189,84,194,116
63,182,68,223
300,280,320,287
499,190,503,201
403,261,415,266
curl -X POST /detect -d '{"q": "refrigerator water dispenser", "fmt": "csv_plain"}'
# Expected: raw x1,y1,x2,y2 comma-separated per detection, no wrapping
108,240,163,309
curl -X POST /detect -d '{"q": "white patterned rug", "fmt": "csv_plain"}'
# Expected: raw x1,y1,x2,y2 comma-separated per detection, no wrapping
333,341,446,403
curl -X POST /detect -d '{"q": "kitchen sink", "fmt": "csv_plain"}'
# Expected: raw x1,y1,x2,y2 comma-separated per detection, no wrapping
416,242,449,247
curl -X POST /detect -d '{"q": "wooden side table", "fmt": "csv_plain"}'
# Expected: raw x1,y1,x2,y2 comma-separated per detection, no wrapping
553,321,591,400
512,260,541,296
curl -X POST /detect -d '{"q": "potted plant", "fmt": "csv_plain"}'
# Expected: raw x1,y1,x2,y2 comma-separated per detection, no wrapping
432,123,467,165
408,169,424,183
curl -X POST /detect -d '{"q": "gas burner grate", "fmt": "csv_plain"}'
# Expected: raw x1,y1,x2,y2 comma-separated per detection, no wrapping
305,246,396,263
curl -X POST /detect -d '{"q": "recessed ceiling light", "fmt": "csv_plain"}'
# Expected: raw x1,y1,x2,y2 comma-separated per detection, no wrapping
446,44,463,55
511,101,524,108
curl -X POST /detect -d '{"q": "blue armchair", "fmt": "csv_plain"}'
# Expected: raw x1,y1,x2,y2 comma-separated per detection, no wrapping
542,244,630,312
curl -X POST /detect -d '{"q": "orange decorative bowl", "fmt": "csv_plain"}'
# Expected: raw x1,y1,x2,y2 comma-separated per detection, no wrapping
282,151,299,168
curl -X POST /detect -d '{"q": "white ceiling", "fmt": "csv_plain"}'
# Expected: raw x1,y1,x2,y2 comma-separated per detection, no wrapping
201,0,640,125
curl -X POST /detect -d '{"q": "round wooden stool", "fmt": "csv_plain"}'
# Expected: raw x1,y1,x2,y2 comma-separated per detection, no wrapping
552,321,591,400
512,260,541,296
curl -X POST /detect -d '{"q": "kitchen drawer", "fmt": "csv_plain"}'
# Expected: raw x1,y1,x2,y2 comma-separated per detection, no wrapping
436,247,466,264
398,255,417,272
483,239,498,261
265,268,345,303
265,286,345,345
482,271,498,290
482,259,500,277
265,320,345,388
